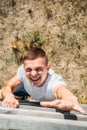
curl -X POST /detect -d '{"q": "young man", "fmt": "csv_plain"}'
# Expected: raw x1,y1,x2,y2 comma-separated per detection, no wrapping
0,47,85,114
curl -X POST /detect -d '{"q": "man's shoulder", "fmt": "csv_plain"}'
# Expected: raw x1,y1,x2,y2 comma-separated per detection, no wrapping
17,64,26,81
18,64,24,70
48,69,66,86
49,68,55,74
49,69,60,77
17,64,25,75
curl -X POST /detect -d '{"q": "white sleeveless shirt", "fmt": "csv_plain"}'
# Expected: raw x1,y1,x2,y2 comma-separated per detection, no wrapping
17,65,67,102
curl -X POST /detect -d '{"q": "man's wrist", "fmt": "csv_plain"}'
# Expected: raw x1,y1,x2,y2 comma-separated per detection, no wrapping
6,93,15,98
1,91,15,99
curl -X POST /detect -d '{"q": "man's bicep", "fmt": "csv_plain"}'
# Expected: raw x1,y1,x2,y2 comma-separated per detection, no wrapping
7,75,23,90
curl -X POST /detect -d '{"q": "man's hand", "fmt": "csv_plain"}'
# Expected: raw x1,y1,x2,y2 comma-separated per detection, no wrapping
40,99,86,114
2,93,19,108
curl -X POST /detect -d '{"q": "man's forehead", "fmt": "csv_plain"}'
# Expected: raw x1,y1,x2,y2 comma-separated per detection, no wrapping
24,59,46,68
24,57,46,64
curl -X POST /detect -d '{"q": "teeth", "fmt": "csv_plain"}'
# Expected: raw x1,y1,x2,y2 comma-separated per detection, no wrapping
31,77,40,81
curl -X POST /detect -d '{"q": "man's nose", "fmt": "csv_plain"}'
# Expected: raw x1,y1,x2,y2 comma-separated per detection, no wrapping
31,70,37,76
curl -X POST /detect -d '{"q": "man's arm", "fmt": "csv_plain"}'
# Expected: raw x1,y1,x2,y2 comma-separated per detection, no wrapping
1,75,22,108
40,85,85,114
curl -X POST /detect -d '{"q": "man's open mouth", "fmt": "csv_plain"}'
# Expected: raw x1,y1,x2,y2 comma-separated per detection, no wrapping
30,77,41,85
30,77,41,81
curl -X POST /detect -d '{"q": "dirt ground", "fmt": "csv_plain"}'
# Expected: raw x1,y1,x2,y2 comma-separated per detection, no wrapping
0,0,87,103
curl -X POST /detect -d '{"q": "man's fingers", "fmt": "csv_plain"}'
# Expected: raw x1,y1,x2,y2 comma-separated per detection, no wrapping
40,100,86,114
56,102,73,110
2,101,19,108
2,99,19,108
73,105,86,114
40,100,73,110
40,100,61,108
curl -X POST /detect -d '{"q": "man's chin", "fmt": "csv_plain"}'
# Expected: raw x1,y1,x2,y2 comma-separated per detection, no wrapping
30,82,40,87
30,79,41,87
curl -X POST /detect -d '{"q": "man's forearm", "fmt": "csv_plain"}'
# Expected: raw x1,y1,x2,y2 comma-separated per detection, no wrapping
1,86,14,99
1,86,19,108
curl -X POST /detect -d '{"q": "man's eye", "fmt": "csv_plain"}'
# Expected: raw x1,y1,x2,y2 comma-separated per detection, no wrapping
36,68,42,72
26,68,31,72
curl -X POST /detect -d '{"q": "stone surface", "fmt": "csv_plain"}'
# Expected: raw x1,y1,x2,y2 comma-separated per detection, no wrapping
0,101,87,130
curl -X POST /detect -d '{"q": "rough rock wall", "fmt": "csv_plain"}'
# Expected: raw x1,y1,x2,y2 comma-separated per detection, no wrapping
0,0,87,103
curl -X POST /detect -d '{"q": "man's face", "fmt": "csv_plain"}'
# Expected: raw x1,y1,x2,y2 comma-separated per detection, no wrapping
24,57,50,87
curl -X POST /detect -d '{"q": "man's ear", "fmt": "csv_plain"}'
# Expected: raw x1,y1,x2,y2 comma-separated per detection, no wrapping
47,64,50,71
